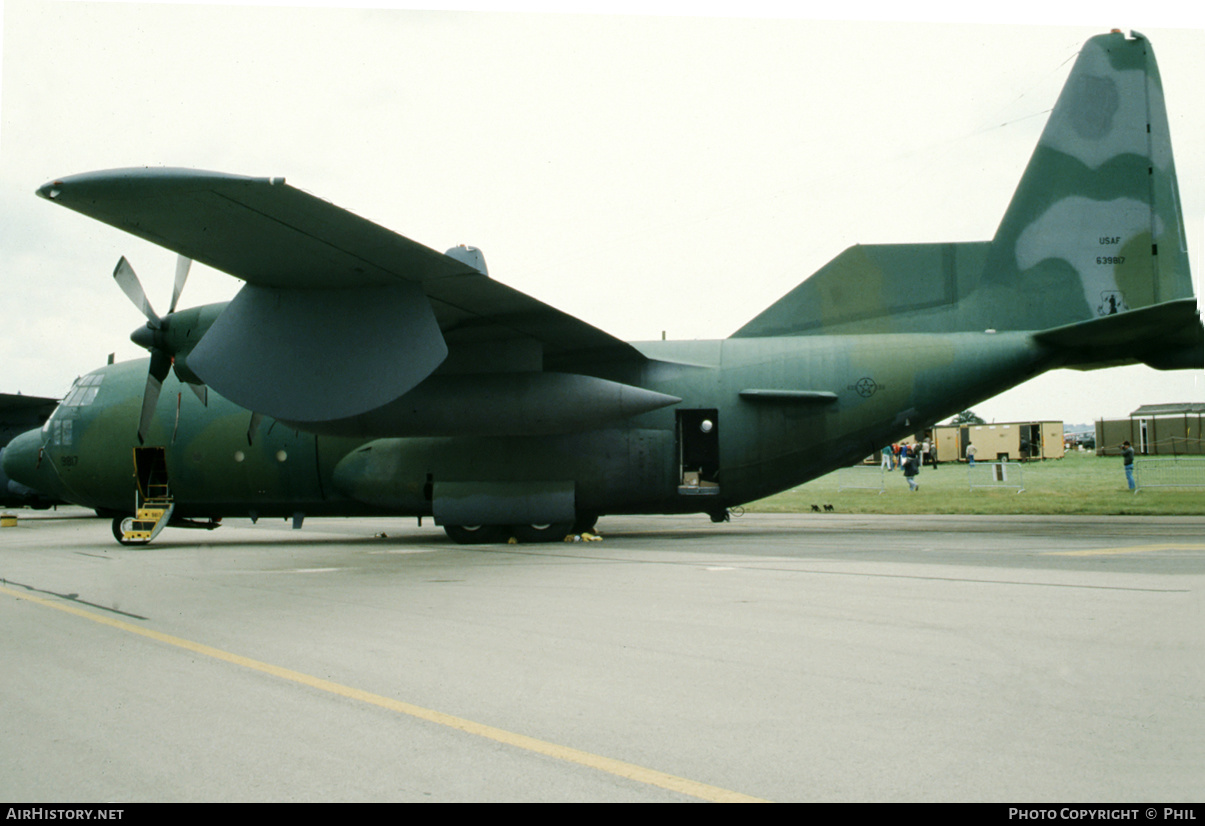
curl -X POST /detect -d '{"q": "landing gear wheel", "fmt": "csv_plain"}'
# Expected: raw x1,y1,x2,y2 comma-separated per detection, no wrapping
443,524,509,545
572,512,599,535
511,523,573,543
111,516,140,546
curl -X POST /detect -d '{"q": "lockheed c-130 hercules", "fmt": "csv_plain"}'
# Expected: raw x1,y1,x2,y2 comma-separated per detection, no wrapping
4,30,1201,545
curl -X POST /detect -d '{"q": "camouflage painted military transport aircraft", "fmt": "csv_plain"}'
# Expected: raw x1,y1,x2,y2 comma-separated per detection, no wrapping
4,31,1201,544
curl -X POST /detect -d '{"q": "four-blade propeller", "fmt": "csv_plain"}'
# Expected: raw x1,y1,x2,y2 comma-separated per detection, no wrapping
114,255,207,443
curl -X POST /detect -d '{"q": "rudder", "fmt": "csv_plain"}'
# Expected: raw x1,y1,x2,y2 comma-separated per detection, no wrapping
980,30,1193,329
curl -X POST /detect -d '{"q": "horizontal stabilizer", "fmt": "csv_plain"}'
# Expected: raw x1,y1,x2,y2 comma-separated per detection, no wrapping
1033,298,1203,370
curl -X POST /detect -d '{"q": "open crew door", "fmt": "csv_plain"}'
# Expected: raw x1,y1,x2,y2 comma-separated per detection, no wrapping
122,446,174,544
677,409,720,496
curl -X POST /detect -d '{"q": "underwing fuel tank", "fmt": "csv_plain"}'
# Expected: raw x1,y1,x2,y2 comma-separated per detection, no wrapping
286,372,682,438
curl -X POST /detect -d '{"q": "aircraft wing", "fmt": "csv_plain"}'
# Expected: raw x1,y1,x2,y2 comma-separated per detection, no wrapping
0,393,58,444
38,168,646,420
38,168,640,360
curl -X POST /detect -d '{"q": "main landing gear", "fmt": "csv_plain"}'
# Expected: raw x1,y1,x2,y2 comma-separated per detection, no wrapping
443,523,574,544
443,512,598,545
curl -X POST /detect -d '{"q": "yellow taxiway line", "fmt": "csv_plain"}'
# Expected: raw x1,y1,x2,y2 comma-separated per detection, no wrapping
1046,543,1205,557
0,583,765,803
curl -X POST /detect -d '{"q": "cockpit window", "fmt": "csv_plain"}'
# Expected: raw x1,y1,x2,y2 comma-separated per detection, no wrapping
51,418,73,447
61,373,104,407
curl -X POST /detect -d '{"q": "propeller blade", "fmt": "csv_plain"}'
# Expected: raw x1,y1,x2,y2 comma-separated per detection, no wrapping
169,255,192,314
113,257,159,324
118,255,208,441
137,349,173,444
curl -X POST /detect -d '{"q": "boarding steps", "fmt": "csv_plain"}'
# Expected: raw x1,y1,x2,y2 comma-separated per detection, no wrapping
121,459,173,544
121,497,175,544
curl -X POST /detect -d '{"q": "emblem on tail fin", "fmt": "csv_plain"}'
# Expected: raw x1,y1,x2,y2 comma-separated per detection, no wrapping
1097,291,1128,317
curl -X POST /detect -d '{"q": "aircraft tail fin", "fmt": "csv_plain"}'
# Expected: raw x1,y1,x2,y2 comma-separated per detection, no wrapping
733,30,1199,367
980,29,1193,327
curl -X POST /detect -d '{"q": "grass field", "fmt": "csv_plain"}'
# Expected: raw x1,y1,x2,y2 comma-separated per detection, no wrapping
746,450,1205,516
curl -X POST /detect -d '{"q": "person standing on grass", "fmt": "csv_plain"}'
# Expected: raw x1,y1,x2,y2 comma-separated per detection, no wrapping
1122,441,1136,491
903,446,920,491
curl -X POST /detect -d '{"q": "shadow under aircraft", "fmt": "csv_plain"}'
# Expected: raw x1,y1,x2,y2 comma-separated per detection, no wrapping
5,30,1201,544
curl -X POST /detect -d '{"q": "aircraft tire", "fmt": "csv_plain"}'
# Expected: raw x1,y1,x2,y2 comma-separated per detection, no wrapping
511,523,573,543
443,524,509,545
111,516,141,546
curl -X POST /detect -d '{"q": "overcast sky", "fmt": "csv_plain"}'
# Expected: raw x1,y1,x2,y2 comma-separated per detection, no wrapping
1,1,1202,426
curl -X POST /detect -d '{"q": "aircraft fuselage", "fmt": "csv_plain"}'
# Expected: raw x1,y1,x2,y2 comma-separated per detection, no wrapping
6,327,1051,529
